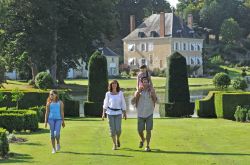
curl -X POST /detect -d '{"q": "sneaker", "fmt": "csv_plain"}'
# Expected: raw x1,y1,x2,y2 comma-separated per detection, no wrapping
139,141,144,148
52,148,56,154
145,146,151,152
117,140,120,147
112,145,118,150
56,144,60,151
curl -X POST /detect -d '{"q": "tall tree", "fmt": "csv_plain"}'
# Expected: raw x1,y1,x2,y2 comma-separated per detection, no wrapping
199,0,240,43
220,18,240,44
1,0,117,85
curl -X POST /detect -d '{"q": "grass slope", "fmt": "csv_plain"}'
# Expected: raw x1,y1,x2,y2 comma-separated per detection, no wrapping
1,118,250,165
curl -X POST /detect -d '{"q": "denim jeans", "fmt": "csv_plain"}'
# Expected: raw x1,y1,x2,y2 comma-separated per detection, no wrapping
48,119,62,139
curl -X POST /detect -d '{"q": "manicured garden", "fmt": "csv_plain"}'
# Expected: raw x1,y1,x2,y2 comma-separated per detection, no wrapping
1,118,250,165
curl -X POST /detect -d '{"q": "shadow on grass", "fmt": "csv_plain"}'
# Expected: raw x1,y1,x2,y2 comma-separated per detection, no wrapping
15,142,44,146
122,148,250,156
65,118,103,122
58,151,133,157
0,153,33,164
16,128,50,135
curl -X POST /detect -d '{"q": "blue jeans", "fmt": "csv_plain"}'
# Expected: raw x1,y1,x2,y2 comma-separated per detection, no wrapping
48,119,62,139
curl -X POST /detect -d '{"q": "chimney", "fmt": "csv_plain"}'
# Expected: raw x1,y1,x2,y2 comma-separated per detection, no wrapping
187,14,193,29
130,15,135,33
160,12,165,37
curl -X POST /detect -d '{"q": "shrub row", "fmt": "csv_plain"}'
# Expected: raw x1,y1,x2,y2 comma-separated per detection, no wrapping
195,91,217,118
0,128,9,157
215,92,250,120
159,102,194,117
234,106,250,122
0,92,48,109
84,102,103,117
195,91,250,120
0,110,38,132
0,92,80,117
29,106,46,123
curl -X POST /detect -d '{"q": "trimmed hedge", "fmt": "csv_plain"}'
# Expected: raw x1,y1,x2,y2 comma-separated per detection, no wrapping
84,102,103,117
214,92,250,120
195,91,250,120
0,128,9,157
0,92,48,109
159,102,194,117
0,110,38,132
29,106,46,123
163,52,192,117
88,50,108,102
195,91,217,118
0,92,80,117
64,99,79,117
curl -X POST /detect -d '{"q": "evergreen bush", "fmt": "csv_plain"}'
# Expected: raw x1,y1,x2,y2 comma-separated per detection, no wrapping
0,128,9,157
164,52,193,117
232,77,248,90
213,72,231,89
35,72,53,89
85,51,108,116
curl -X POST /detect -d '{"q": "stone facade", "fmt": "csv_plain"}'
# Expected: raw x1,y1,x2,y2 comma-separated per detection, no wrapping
123,13,204,76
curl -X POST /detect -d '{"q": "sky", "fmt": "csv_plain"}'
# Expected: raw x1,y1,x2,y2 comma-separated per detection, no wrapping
167,0,179,8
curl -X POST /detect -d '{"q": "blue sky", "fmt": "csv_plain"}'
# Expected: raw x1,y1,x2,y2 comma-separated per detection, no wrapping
168,0,179,8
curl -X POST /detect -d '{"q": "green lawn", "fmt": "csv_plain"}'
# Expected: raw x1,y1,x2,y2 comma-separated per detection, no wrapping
64,77,214,90
220,66,250,78
2,118,250,165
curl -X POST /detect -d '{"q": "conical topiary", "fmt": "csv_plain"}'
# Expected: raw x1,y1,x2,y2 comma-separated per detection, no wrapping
84,50,108,116
160,52,193,117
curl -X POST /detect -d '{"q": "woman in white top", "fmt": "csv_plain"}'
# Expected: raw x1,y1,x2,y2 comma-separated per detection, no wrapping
102,80,127,150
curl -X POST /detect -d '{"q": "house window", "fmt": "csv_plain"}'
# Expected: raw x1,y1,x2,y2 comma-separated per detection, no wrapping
112,58,114,62
148,43,154,51
175,42,179,50
183,43,187,51
197,44,201,51
139,58,147,66
128,44,135,51
191,58,194,65
197,58,200,65
191,43,195,51
141,43,147,52
128,58,136,65
141,58,146,65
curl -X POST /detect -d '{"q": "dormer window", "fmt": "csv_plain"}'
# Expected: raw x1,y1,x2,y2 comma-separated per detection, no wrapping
138,32,146,38
150,31,159,37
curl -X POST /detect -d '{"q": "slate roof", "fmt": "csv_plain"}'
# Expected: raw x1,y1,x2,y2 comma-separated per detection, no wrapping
123,13,197,41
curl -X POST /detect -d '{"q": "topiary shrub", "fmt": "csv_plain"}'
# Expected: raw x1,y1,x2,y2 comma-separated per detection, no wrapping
84,51,108,116
0,128,9,157
11,88,24,109
161,52,193,117
234,105,248,122
35,72,53,89
213,72,231,89
232,77,248,91
0,58,5,88
241,68,247,77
